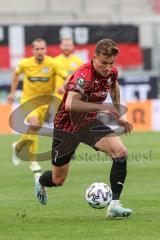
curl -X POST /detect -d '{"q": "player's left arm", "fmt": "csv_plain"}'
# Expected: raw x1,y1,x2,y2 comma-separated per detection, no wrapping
110,81,120,112
110,82,132,134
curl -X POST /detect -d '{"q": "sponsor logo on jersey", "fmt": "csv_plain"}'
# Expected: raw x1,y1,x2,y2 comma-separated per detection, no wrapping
90,92,108,98
28,77,49,82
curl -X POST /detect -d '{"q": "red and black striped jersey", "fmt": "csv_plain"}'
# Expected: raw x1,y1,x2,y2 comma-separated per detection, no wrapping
54,61,118,132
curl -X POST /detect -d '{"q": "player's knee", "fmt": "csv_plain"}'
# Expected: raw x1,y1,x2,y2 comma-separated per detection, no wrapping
30,125,40,131
28,118,40,131
52,175,66,186
120,147,128,157
109,146,128,158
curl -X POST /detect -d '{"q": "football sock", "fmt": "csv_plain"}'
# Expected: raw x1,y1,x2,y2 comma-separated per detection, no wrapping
39,171,57,187
110,156,127,200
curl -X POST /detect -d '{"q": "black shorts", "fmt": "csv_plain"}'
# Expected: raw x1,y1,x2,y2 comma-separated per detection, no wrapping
52,119,114,166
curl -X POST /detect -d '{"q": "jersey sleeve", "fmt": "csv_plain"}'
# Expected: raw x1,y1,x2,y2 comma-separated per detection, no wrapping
66,67,92,95
15,59,25,75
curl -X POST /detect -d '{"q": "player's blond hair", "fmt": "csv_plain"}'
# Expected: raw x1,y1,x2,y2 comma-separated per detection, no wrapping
95,38,119,56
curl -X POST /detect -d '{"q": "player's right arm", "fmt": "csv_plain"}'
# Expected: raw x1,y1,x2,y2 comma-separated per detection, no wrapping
7,71,20,104
65,91,119,117
7,59,24,104
65,66,119,116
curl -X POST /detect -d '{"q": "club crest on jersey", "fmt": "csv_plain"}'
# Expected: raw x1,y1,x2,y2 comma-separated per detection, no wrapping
42,67,49,73
76,77,85,87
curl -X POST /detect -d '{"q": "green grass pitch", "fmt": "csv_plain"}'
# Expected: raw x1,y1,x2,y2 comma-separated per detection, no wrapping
0,132,160,240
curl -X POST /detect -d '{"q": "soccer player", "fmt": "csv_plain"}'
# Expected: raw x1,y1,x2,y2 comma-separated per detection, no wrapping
53,37,83,114
35,38,133,218
7,38,67,176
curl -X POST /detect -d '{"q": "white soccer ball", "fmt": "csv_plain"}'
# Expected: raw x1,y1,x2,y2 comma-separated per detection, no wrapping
85,182,112,209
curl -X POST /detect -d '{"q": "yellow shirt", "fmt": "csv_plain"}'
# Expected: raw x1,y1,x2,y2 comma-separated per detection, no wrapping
16,56,67,101
53,54,83,99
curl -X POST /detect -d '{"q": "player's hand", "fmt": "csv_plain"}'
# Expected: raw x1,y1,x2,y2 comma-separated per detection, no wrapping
116,117,133,135
7,94,14,104
101,105,119,119
57,87,65,95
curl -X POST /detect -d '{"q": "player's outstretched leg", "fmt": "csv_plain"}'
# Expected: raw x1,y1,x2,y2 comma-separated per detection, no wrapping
107,156,132,218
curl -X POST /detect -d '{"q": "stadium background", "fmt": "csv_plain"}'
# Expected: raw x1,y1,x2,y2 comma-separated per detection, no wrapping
0,0,160,133
0,1,160,240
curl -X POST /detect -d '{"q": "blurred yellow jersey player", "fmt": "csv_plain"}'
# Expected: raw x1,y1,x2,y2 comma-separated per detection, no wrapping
16,56,66,100
8,38,67,176
53,37,83,113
